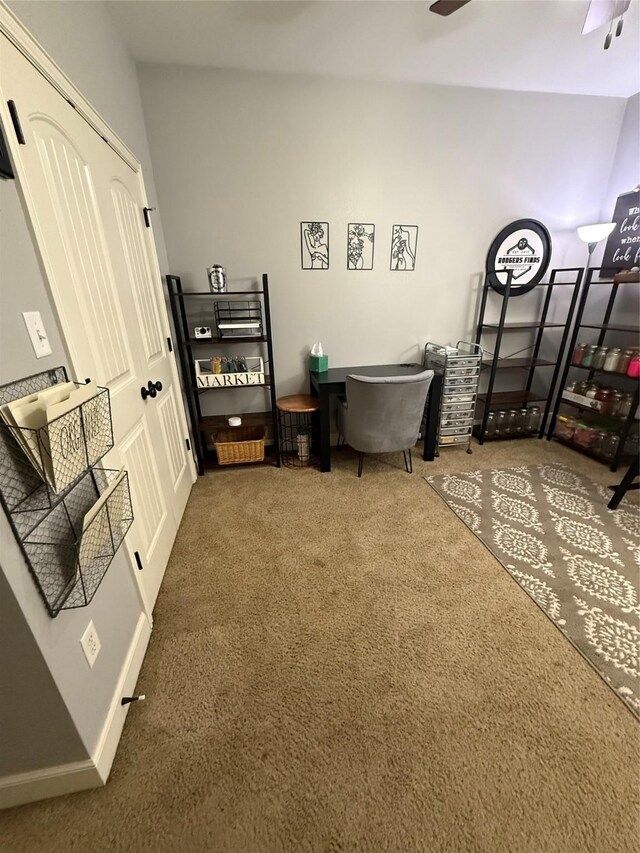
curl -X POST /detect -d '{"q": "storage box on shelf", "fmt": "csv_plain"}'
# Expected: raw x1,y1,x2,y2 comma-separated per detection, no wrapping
424,341,482,453
166,273,280,474
0,367,133,617
547,267,640,471
474,267,583,443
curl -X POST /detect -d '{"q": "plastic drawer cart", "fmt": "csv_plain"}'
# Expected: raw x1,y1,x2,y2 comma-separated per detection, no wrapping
423,341,483,455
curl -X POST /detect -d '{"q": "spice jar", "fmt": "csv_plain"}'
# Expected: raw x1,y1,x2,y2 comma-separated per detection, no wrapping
593,431,609,456
595,387,614,415
617,349,634,374
526,406,541,433
628,351,640,378
603,347,621,373
572,342,588,366
610,390,624,418
495,411,507,436
573,380,588,397
602,432,621,459
584,383,599,400
518,408,528,433
574,423,598,448
618,393,634,420
592,346,609,370
485,412,497,438
554,415,576,440
565,380,578,394
506,409,519,435
582,344,598,368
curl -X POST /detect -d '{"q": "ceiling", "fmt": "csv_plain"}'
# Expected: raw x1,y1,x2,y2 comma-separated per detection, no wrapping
106,0,640,98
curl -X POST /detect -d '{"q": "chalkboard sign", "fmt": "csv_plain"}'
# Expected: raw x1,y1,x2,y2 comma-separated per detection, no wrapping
600,188,640,277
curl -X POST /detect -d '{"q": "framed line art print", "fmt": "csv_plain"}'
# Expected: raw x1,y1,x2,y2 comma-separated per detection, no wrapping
347,223,375,270
301,221,329,270
390,225,418,271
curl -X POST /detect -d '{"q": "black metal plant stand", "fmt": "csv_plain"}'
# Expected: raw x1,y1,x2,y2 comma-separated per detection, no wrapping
474,267,583,443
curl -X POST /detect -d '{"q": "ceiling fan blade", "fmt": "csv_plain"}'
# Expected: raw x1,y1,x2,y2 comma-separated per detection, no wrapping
429,0,472,16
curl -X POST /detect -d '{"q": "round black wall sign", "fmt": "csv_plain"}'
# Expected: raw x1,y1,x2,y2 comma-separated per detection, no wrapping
486,219,552,296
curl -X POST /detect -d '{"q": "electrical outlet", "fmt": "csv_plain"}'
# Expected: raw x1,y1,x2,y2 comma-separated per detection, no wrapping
80,621,101,668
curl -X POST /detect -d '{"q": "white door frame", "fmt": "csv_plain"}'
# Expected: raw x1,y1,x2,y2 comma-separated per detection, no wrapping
0,2,197,621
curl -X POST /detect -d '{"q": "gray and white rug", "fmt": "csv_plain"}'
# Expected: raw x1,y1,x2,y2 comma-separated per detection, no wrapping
426,463,640,718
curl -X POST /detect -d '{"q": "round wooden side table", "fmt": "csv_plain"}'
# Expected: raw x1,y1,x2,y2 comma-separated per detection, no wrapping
276,394,320,469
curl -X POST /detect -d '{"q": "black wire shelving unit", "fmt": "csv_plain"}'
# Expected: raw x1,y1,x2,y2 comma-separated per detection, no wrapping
167,273,280,474
474,267,584,443
546,267,640,472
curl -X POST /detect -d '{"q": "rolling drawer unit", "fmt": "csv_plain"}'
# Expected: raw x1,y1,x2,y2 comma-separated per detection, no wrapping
424,341,482,454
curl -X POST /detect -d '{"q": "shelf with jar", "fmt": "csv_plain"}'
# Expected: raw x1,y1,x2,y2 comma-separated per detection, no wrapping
474,266,584,444
547,266,640,471
166,272,280,475
475,405,542,441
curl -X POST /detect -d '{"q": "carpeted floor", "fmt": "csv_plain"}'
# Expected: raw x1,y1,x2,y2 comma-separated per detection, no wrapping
1,439,639,852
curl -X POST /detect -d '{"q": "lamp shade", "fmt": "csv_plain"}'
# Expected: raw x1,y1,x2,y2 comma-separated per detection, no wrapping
577,222,615,244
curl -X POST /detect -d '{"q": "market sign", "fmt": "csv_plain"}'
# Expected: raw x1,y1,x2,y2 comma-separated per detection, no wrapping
486,219,552,296
601,188,640,277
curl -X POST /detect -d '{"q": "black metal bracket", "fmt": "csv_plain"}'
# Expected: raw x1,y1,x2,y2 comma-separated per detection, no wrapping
7,100,25,145
143,206,155,228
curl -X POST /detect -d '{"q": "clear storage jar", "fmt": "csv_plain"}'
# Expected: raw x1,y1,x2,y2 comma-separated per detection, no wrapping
592,347,608,370
581,345,598,368
526,406,541,433
572,343,588,366
603,347,621,372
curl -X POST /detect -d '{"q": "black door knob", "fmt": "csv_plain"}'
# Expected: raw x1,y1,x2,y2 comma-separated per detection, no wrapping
141,380,162,401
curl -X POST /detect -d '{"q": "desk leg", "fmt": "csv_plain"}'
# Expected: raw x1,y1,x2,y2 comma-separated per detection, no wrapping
310,376,332,473
423,374,442,462
318,387,332,472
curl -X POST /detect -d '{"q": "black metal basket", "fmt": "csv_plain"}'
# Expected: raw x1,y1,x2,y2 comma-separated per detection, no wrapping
214,299,263,338
0,367,132,617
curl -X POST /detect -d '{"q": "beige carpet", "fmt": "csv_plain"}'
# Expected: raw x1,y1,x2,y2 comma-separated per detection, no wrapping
1,439,639,852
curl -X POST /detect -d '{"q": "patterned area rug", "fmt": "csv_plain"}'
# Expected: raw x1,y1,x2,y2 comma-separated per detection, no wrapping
426,463,640,718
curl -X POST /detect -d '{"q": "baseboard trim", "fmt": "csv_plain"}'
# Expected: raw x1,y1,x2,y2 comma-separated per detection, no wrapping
93,612,151,783
0,612,151,809
0,760,101,809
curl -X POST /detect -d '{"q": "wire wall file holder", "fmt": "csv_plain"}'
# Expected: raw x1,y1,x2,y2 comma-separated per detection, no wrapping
0,367,134,617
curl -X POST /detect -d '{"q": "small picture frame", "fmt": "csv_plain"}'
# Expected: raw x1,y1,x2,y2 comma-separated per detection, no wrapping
390,225,418,271
301,221,329,270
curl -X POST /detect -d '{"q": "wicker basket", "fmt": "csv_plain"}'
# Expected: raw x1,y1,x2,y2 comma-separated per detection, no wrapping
213,426,265,465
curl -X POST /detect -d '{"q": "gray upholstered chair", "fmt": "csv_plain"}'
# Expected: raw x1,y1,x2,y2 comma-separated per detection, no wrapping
336,370,434,477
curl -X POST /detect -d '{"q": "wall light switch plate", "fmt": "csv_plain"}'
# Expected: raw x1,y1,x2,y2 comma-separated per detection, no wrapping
22,311,52,358
80,620,101,668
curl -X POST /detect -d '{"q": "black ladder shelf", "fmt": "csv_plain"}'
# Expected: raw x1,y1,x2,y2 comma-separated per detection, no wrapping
167,273,280,475
546,266,639,472
474,267,583,443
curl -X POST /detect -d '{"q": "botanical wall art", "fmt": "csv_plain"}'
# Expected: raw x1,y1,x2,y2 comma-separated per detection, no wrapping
390,224,418,271
301,221,329,270
347,223,375,270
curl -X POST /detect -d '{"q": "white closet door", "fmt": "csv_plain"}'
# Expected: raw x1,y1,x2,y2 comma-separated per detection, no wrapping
1,36,194,611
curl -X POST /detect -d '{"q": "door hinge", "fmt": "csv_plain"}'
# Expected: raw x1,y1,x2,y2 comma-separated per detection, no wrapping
7,101,25,145
167,336,173,352
143,206,155,228
185,438,191,452
134,551,143,571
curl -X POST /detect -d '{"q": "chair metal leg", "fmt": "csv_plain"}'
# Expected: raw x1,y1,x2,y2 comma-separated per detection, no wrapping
357,451,364,478
403,448,413,474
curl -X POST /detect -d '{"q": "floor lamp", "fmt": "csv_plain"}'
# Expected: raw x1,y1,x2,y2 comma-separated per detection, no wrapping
577,222,616,269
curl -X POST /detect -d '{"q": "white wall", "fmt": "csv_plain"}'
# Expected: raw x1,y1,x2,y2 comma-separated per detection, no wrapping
137,65,626,411
0,0,171,779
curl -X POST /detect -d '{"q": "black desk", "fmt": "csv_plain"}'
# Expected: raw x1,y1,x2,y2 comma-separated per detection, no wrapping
309,363,443,472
